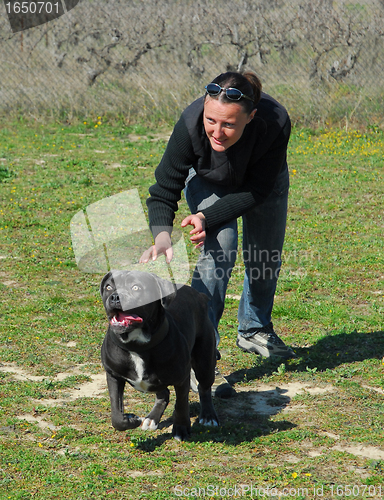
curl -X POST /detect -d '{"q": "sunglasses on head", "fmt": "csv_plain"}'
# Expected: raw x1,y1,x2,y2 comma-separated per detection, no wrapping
205,83,253,102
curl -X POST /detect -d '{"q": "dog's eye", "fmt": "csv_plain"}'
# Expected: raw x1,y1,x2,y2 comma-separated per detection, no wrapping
131,285,140,291
106,285,113,291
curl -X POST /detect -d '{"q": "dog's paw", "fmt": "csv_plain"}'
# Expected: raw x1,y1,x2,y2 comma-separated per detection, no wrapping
198,407,219,428
199,417,219,427
111,414,143,431
141,418,158,431
172,424,191,441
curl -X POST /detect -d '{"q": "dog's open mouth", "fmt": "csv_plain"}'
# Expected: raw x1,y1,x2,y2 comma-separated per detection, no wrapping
110,312,143,328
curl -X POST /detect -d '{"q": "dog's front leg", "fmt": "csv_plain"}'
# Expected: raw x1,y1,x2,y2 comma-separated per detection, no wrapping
172,378,191,441
141,388,170,431
106,372,142,431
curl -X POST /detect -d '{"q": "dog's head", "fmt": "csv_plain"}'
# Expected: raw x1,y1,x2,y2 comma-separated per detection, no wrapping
100,270,177,343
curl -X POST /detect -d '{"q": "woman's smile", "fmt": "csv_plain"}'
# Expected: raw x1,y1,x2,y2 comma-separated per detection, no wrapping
203,97,256,152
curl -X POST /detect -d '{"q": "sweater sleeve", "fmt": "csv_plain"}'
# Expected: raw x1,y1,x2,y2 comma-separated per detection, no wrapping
201,115,291,229
146,117,195,238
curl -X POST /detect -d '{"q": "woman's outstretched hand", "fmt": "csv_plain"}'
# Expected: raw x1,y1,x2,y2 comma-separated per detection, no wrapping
181,212,206,249
139,231,173,264
140,212,206,264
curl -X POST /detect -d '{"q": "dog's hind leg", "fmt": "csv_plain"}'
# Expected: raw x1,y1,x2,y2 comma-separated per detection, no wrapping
192,337,219,428
141,388,170,431
194,367,219,427
106,373,142,431
197,386,219,427
172,378,192,441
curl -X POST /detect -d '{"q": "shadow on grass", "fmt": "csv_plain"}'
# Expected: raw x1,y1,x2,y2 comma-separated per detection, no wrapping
124,330,382,452
228,329,384,383
133,395,296,452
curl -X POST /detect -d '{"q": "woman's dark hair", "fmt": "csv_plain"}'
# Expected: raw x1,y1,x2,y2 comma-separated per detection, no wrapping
206,71,262,114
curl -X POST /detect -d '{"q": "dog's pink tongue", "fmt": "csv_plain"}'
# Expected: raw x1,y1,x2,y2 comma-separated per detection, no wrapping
111,312,143,327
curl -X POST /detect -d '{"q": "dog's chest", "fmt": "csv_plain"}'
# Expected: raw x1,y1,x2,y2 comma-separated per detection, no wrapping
127,352,152,392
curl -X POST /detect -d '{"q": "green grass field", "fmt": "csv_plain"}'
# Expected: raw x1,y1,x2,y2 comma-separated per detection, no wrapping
0,117,383,499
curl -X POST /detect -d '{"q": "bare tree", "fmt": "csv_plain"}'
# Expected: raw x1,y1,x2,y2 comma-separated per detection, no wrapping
297,0,367,82
0,0,383,122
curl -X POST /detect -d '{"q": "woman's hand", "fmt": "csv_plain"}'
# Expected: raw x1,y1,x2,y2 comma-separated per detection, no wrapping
139,231,173,264
181,212,206,249
140,212,206,264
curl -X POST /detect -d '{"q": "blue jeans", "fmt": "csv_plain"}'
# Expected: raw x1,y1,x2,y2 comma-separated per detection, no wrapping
184,166,289,344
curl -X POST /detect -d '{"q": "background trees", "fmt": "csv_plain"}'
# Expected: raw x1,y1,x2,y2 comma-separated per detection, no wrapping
1,0,383,125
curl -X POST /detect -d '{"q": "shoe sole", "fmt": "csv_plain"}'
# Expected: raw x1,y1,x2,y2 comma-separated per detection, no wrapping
213,383,236,399
191,369,236,397
236,337,296,359
236,337,269,357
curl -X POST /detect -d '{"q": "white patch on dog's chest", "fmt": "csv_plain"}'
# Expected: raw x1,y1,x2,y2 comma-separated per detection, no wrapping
127,352,151,392
128,328,149,344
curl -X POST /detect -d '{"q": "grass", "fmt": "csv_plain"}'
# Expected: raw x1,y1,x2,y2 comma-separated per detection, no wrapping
0,117,383,499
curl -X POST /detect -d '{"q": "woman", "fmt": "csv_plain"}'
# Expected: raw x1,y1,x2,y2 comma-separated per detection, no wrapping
141,71,295,396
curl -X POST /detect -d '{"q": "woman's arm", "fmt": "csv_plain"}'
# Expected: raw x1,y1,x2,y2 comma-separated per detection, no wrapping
146,117,195,239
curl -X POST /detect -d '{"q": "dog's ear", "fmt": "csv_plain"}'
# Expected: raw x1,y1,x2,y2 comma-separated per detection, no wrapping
100,272,112,297
153,275,177,309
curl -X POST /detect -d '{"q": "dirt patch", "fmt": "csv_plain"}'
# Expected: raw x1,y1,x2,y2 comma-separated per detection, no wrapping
0,363,107,403
0,364,48,382
226,294,242,300
128,470,165,478
233,382,335,416
34,373,107,407
226,382,384,460
1,363,107,433
362,384,384,395
1,280,19,287
332,444,384,460
16,414,59,431
127,132,171,142
106,162,124,169
3,363,384,462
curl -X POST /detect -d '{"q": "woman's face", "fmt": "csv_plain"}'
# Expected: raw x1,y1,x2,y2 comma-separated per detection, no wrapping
203,96,256,152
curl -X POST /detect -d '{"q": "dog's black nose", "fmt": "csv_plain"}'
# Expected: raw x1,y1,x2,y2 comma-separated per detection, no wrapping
110,293,121,308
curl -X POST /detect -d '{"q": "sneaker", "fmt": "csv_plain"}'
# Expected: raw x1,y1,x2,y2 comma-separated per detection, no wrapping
212,367,236,399
190,367,236,398
236,322,296,359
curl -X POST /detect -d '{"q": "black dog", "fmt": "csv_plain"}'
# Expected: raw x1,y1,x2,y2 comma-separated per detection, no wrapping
100,270,219,441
